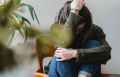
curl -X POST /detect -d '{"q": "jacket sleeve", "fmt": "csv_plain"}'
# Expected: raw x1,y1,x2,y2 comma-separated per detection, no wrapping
65,12,111,64
77,39,111,64
77,30,111,64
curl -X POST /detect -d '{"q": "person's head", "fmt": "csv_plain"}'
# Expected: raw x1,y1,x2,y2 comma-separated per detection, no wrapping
55,1,92,33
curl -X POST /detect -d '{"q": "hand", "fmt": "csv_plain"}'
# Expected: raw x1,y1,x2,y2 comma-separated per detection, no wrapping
71,0,85,14
54,47,77,61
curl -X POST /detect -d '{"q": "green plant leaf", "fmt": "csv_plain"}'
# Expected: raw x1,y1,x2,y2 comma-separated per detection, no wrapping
20,3,40,24
15,0,21,5
4,0,21,13
15,13,31,25
33,9,39,24
7,30,15,46
18,28,25,38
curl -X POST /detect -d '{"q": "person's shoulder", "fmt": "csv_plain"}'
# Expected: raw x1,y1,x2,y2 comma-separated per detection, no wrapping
91,24,104,33
90,24,106,39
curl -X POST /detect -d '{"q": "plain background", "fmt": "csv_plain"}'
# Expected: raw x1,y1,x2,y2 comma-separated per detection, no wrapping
12,0,120,74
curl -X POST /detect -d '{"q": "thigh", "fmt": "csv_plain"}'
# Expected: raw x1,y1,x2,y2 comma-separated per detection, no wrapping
84,40,101,48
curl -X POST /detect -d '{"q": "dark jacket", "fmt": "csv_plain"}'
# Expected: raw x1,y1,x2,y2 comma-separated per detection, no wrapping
66,12,111,64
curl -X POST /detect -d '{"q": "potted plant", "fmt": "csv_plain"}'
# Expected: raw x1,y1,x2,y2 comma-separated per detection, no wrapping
0,0,41,74
0,0,73,77
0,0,39,44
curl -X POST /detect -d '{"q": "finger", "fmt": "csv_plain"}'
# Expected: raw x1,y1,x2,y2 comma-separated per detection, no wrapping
80,0,85,5
54,54,61,58
54,53,63,58
57,47,64,50
57,48,61,50
55,50,63,53
55,48,66,53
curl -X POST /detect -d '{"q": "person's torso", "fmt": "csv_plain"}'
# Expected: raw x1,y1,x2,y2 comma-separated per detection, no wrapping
68,24,103,49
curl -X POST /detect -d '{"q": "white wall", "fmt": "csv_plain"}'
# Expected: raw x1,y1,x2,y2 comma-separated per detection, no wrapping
19,0,120,74
86,0,120,74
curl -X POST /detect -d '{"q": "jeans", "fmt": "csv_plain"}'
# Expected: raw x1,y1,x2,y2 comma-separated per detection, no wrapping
48,40,101,77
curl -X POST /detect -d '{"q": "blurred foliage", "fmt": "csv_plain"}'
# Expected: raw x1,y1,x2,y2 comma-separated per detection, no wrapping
0,0,73,73
0,42,16,71
0,0,39,43
0,0,39,71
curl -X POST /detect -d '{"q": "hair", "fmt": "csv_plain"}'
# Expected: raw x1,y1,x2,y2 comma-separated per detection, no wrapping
55,1,93,47
55,1,92,33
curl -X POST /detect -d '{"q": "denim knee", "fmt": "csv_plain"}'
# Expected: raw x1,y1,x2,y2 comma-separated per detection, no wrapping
48,57,59,77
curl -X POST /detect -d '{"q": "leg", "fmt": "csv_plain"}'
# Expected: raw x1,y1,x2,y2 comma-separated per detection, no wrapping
48,57,78,77
79,64,101,77
78,40,101,77
48,57,59,77
57,59,78,77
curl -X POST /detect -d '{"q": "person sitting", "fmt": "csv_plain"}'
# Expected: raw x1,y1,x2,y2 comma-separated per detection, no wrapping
48,0,111,77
